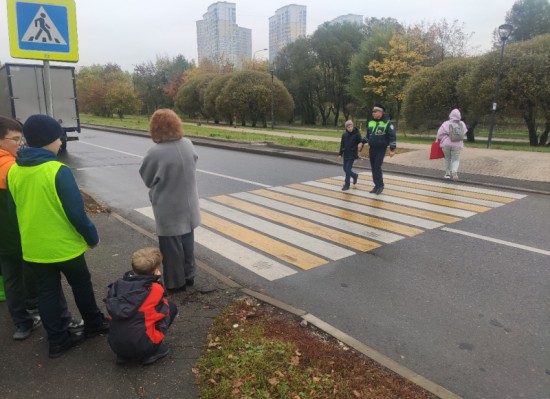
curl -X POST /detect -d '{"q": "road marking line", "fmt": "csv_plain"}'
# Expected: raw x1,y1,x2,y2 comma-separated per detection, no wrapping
322,178,490,213
267,187,426,235
200,199,355,260
300,182,475,218
135,206,298,280
238,191,405,243
201,211,327,270
441,227,550,256
197,170,271,188
362,175,517,203
281,184,448,228
369,172,526,199
211,195,381,252
343,176,505,207
195,228,298,280
78,141,270,187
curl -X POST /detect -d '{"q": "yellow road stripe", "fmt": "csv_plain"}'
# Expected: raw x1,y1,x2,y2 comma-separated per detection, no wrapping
322,179,490,213
200,211,326,270
212,195,381,252
291,182,460,224
252,189,423,237
360,175,515,204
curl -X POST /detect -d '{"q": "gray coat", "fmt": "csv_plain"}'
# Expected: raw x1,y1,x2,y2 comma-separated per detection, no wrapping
139,138,200,236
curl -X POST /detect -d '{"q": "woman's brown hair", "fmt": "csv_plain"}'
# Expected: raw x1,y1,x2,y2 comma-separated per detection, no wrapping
149,109,184,143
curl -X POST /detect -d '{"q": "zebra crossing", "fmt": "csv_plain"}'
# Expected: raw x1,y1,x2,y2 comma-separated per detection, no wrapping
136,172,526,281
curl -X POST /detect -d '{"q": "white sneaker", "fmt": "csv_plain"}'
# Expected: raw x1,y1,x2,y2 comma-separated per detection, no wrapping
444,174,451,179
452,171,459,180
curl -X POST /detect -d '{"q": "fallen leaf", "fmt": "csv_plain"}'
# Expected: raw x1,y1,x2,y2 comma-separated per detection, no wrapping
268,377,279,386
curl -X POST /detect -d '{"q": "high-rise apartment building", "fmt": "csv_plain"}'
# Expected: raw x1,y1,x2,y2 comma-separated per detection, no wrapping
329,14,363,26
269,4,307,63
196,2,251,68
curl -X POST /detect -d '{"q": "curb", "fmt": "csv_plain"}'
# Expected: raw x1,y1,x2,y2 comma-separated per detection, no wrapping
108,209,464,399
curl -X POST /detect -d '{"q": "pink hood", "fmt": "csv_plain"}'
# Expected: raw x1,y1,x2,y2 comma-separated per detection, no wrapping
449,109,462,121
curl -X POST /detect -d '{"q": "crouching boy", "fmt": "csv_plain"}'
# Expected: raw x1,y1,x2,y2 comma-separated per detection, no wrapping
105,247,178,365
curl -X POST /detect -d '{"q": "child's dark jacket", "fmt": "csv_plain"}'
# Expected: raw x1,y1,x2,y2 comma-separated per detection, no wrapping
105,271,170,359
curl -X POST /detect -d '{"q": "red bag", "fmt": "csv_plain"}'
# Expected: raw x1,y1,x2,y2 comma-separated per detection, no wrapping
430,141,444,160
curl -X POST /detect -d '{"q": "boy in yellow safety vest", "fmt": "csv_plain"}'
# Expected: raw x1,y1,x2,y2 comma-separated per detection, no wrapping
7,115,109,358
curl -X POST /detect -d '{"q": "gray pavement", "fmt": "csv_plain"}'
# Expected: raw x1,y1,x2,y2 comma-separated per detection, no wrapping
1,126,547,399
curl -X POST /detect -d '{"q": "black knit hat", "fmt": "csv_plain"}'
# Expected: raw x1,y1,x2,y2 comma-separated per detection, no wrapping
23,115,63,148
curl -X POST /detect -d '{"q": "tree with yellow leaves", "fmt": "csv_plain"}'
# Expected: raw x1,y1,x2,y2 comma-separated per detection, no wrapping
363,27,430,126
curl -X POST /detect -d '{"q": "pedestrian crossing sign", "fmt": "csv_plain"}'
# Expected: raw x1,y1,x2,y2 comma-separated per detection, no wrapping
7,0,79,62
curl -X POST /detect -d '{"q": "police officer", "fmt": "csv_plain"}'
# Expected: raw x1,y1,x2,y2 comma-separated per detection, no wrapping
364,104,396,195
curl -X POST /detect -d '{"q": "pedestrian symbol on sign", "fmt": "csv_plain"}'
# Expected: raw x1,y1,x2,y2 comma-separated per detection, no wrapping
22,6,66,45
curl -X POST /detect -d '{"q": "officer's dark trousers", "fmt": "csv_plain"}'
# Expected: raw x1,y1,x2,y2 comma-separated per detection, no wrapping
369,146,387,188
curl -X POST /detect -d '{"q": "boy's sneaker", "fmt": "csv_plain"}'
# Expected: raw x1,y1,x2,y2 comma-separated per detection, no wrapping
67,318,84,333
452,171,459,180
444,174,451,179
84,316,110,338
49,333,86,359
13,317,42,340
142,344,170,366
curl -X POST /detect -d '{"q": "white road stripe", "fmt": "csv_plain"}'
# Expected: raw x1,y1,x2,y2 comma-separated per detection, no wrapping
271,186,443,230
303,181,476,218
78,141,270,187
441,227,550,256
233,192,404,243
363,172,526,199
135,206,297,280
200,199,355,260
332,176,504,207
197,170,271,188
195,227,298,280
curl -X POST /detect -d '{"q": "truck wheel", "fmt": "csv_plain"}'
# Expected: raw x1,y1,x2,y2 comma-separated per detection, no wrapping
60,131,68,151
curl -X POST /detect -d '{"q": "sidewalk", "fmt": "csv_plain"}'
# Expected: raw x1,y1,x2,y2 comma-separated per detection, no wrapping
0,212,239,399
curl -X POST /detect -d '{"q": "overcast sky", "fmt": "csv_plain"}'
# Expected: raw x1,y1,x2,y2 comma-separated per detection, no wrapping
0,0,517,71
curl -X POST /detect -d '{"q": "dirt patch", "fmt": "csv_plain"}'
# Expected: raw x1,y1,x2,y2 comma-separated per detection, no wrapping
81,191,110,214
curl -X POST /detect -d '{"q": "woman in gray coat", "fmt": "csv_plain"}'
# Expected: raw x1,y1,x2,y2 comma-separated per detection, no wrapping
139,109,201,292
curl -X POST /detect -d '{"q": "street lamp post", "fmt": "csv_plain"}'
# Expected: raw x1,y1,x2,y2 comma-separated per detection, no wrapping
486,23,514,149
270,69,275,130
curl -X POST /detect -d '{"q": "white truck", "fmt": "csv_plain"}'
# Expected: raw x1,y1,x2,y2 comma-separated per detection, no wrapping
0,63,80,150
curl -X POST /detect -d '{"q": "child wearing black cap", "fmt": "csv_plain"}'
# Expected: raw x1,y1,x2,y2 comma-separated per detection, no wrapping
7,114,109,358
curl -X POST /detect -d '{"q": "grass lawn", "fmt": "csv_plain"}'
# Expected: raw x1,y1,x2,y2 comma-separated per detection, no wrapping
81,114,550,153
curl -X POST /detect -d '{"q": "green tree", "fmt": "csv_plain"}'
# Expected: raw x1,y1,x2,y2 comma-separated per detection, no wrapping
310,22,365,126
403,57,473,130
104,81,141,119
274,37,319,125
216,70,293,127
505,0,550,42
459,34,550,146
174,73,216,120
203,74,233,124
76,64,135,118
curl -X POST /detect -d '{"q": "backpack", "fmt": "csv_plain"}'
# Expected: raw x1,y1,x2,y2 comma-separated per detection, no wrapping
449,121,465,142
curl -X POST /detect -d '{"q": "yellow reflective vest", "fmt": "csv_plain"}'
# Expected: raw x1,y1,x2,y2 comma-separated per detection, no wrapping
8,161,88,263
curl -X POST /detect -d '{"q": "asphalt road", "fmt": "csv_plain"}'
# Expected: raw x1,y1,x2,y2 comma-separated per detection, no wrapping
63,128,550,399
